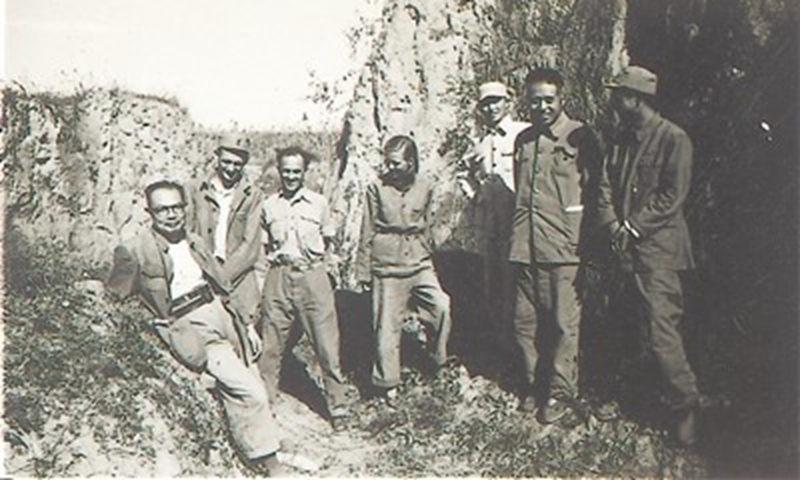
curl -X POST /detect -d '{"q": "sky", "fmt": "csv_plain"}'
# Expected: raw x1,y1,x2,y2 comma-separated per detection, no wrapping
5,0,381,130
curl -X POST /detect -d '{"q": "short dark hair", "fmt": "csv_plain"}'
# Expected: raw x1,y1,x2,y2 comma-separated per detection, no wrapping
144,180,185,207
275,146,313,169
524,68,565,90
383,135,419,173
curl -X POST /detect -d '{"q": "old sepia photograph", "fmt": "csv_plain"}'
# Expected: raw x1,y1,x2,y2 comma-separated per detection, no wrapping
2,0,797,477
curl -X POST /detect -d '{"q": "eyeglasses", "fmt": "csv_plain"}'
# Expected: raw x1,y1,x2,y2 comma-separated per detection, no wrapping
150,203,186,216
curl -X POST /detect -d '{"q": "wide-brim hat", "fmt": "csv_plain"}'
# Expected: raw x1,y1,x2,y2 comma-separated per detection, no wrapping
215,132,250,160
478,81,511,102
605,65,658,96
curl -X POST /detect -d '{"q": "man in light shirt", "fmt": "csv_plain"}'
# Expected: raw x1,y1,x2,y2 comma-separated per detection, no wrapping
186,133,264,325
106,180,291,476
258,146,352,431
457,81,530,360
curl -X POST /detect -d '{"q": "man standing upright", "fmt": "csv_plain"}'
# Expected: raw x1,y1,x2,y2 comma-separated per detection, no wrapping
510,68,601,424
187,133,264,324
258,146,351,431
599,65,700,446
457,81,530,353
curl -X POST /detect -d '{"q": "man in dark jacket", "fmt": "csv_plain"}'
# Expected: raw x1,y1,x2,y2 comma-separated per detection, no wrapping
598,65,700,446
510,68,601,424
106,180,288,475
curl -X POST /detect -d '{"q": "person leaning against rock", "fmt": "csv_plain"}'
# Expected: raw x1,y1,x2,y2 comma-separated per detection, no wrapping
105,180,290,476
456,81,531,356
185,133,264,324
598,65,701,446
257,146,353,431
510,68,602,425
356,135,453,407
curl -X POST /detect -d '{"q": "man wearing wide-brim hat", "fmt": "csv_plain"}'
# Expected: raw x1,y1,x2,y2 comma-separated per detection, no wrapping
186,132,265,327
597,65,701,446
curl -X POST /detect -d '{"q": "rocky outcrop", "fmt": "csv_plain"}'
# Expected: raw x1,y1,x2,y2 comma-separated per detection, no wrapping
1,89,336,270
329,0,628,288
3,88,214,267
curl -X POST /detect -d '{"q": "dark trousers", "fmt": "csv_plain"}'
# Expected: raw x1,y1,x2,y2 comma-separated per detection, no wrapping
513,262,582,401
478,176,516,350
602,269,699,410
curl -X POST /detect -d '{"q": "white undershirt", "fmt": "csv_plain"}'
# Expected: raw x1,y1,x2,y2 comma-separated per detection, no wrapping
212,180,235,260
167,240,205,299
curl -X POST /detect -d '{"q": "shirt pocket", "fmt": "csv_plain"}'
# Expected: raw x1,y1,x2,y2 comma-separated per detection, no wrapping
634,153,660,186
552,144,582,208
297,213,325,256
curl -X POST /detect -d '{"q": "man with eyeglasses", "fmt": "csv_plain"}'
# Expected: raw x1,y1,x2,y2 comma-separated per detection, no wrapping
186,133,264,324
106,180,295,475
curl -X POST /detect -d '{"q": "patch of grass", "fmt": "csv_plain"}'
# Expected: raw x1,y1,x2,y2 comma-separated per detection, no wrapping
3,230,239,476
355,361,707,477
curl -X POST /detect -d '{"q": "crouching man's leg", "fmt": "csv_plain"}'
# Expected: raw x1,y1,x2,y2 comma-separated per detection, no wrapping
188,299,288,474
206,342,282,460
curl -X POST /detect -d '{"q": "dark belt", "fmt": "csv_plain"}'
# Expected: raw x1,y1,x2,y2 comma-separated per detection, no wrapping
269,254,322,272
170,283,214,318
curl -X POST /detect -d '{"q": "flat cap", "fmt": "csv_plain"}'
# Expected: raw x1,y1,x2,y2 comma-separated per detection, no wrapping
605,65,658,96
216,132,250,160
479,81,510,101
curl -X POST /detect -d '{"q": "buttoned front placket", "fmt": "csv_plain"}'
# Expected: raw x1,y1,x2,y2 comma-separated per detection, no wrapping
528,136,541,254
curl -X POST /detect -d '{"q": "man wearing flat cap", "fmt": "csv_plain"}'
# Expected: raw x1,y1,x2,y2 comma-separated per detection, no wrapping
457,81,530,357
186,133,264,325
598,65,700,446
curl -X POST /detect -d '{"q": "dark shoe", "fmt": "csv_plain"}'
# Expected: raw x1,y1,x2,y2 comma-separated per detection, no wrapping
519,394,537,413
251,452,286,477
593,400,621,422
331,413,352,432
383,387,400,408
674,408,697,447
537,397,571,424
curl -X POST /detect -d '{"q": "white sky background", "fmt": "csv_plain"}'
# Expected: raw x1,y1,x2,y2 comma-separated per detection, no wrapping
5,0,381,130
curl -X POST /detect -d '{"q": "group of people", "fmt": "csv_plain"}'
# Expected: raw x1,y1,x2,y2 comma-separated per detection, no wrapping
105,64,701,475
460,65,700,445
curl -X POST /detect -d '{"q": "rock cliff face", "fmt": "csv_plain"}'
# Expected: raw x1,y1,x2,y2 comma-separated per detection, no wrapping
1,89,335,270
3,88,215,266
329,0,628,288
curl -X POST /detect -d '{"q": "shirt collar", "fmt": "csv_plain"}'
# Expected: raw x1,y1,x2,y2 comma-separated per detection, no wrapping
200,167,251,194
483,115,515,136
531,112,570,141
633,112,662,141
280,186,312,204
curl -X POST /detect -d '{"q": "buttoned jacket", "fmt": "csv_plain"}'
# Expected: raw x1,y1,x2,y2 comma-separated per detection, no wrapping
597,112,695,271
186,169,264,321
510,113,602,265
355,175,436,282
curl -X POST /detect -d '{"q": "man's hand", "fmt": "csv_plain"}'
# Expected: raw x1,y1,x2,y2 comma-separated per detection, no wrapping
246,324,263,358
610,222,630,255
358,280,373,293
